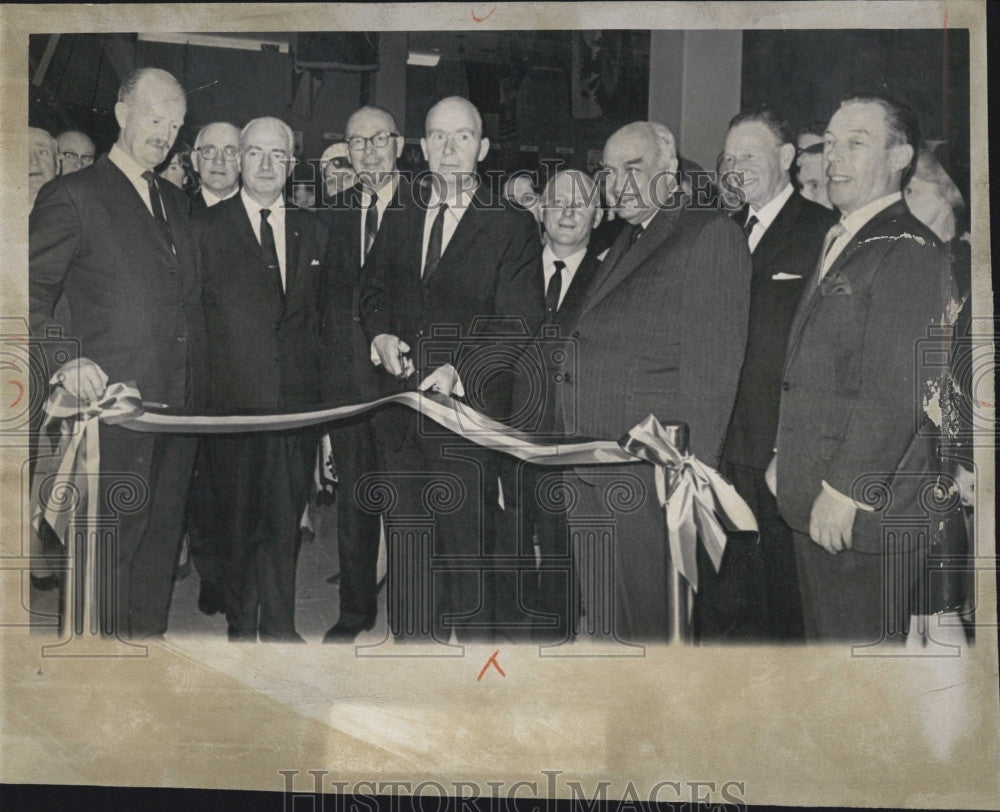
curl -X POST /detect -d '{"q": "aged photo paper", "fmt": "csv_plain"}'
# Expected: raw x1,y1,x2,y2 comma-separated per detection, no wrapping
1,2,996,808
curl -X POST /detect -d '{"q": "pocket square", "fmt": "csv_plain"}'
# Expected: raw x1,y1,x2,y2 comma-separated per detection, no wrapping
310,259,321,266
820,271,853,296
771,272,803,280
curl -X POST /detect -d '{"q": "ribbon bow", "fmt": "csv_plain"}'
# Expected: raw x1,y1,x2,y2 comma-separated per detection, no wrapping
30,382,145,549
619,415,758,592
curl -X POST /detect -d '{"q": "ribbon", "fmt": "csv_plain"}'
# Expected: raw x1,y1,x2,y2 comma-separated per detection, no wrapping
30,384,757,596
620,415,758,592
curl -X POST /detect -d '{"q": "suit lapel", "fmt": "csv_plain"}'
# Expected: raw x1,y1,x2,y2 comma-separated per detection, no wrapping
554,246,601,328
582,201,684,316
423,196,487,287
98,157,175,255
285,207,303,295
752,192,800,269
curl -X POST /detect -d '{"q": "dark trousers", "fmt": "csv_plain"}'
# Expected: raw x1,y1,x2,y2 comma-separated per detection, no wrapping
794,529,928,642
326,415,381,631
97,426,197,638
377,413,500,643
186,441,224,588
696,461,805,641
495,459,573,642
204,428,314,640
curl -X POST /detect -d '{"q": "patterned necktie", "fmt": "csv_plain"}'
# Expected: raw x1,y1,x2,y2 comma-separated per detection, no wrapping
259,208,283,294
816,222,848,283
743,213,759,239
142,170,175,253
545,260,566,321
423,203,448,279
364,197,378,258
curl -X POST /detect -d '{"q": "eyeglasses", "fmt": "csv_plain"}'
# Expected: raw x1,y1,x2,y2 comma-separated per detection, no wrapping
196,145,239,162
346,131,400,152
60,151,94,166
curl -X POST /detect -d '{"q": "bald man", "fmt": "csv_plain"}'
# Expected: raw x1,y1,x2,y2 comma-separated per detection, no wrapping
190,121,241,210
557,121,752,643
56,130,95,175
30,67,206,639
29,127,58,206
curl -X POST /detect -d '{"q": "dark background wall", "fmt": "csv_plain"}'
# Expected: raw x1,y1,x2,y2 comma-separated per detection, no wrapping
742,28,970,205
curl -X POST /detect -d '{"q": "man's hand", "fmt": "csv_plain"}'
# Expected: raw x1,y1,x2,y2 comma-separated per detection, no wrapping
53,357,107,401
809,488,857,554
417,363,464,398
371,334,414,379
765,454,777,496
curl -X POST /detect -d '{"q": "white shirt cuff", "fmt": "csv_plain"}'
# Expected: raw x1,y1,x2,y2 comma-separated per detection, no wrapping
821,480,876,513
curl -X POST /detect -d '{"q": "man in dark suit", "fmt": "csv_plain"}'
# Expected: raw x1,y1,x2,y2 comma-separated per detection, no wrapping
701,109,839,641
558,121,752,643
190,122,241,211
360,96,544,642
30,67,206,638
196,116,328,642
316,105,407,643
769,93,953,641
183,120,244,616
498,169,604,641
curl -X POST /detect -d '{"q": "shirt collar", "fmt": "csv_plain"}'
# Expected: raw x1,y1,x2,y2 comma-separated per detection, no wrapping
748,181,794,230
360,174,398,208
109,143,153,187
543,242,588,272
241,186,285,224
839,191,902,237
202,185,239,206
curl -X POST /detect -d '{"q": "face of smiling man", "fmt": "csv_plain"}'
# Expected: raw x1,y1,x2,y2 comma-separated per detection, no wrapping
114,69,186,171
192,122,241,197
721,120,794,211
823,100,913,216
541,170,603,256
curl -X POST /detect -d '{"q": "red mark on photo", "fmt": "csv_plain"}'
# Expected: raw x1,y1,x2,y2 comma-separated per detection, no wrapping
477,649,505,681
8,379,24,408
472,5,497,23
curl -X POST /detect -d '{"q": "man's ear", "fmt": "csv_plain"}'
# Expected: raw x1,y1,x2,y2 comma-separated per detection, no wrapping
478,137,490,163
395,136,404,160
591,206,604,231
778,142,796,173
113,101,129,131
420,138,429,162
889,142,914,173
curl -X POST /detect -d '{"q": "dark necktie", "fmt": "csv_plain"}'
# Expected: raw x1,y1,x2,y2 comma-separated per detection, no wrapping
545,260,566,321
259,208,283,294
743,213,759,239
142,170,175,253
423,203,448,279
364,197,379,258
626,222,644,252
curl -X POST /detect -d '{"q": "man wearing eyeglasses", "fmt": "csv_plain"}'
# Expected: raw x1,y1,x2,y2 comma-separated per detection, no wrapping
55,130,95,175
317,105,406,643
190,122,242,210
196,116,329,642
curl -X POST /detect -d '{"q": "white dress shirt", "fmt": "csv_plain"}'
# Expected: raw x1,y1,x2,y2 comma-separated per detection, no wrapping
108,143,155,215
746,182,793,253
542,243,588,310
358,176,398,267
820,191,902,278
241,187,287,291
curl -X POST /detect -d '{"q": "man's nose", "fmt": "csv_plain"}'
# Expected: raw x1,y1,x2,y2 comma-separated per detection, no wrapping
29,152,40,170
211,148,227,166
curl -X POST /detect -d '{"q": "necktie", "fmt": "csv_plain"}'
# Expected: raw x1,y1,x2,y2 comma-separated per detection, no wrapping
626,222,645,251
816,222,848,283
364,196,379,258
423,203,448,279
259,209,283,294
545,260,566,321
743,213,759,238
142,170,175,253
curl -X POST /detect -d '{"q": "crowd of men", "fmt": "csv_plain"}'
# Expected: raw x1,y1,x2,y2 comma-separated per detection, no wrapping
28,66,970,646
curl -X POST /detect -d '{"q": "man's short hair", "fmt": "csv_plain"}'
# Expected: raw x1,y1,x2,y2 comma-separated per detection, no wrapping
346,104,399,134
727,106,794,146
840,92,921,186
117,67,183,104
194,122,240,150
239,117,296,155
544,168,597,201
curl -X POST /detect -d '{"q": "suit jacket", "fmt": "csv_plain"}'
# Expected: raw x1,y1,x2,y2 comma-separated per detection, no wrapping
189,190,208,213
195,195,328,414
316,180,409,405
360,183,545,423
557,195,752,466
775,200,952,553
722,192,839,470
29,154,206,410
510,243,602,436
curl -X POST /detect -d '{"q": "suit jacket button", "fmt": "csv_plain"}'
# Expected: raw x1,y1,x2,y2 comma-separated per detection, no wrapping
167,266,177,275
353,315,360,322
572,330,581,339
781,381,790,391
